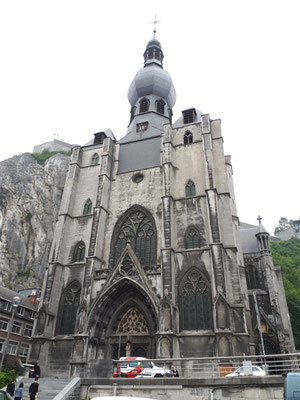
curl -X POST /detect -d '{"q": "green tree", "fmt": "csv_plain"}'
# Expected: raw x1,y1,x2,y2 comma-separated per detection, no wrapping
270,237,300,349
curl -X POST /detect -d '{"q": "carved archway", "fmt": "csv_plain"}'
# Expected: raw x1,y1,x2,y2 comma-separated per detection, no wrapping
88,279,158,360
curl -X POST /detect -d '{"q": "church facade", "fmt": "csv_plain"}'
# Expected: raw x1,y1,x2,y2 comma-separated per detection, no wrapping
31,35,295,377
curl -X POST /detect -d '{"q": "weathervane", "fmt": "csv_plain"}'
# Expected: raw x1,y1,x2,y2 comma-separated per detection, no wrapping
150,14,161,37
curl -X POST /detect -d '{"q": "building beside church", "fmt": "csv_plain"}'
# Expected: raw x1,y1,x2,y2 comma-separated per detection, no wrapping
30,34,295,377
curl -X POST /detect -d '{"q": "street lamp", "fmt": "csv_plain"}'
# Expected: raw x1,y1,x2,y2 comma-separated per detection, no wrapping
0,295,21,372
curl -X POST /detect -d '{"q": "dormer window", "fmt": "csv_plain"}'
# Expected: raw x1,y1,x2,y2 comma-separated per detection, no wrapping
136,122,148,132
182,108,196,124
156,99,165,115
139,98,150,113
94,132,106,145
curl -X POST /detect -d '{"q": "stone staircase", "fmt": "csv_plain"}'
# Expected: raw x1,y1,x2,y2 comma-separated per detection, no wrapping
20,378,71,400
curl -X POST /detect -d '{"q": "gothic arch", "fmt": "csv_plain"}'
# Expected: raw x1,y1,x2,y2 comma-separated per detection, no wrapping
184,130,193,145
83,199,92,215
72,241,86,262
185,226,200,249
56,281,81,335
88,279,158,359
179,267,213,331
109,205,157,271
185,179,196,197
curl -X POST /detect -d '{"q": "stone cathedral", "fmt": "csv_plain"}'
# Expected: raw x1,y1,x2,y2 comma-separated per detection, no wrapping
31,34,295,377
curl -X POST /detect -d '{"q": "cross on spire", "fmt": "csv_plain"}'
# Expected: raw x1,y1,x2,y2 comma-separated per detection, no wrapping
150,14,161,37
257,215,262,224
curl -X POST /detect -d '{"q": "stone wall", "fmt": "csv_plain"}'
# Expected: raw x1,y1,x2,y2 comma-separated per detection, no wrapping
80,377,284,400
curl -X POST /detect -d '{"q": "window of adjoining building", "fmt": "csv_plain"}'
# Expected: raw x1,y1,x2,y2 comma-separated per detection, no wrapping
0,318,8,331
57,282,81,335
185,180,196,197
3,302,12,312
91,153,99,165
73,242,85,262
136,122,149,132
19,343,30,357
7,341,18,355
184,130,193,145
139,98,150,113
24,324,33,337
180,270,212,331
185,228,200,249
83,199,92,215
17,307,24,316
12,321,22,335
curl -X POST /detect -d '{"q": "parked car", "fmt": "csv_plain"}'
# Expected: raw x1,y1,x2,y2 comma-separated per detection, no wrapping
226,366,266,377
284,372,300,399
23,363,41,378
113,357,170,378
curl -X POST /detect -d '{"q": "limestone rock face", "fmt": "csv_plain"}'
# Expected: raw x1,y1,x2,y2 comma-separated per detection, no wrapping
0,153,69,289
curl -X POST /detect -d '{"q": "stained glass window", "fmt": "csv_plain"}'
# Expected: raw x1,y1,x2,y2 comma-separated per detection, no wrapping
245,265,261,289
58,283,81,334
185,180,195,197
185,228,200,249
115,306,149,334
180,271,212,330
74,242,85,262
184,130,193,145
91,153,99,165
83,199,92,215
114,210,156,270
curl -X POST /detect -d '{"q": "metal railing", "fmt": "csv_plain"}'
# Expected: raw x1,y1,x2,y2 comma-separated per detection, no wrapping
113,353,300,378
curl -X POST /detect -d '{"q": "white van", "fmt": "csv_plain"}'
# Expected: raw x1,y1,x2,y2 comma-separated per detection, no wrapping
113,357,170,378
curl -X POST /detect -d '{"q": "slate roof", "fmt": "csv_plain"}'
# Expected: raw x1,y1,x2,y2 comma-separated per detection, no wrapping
0,286,37,311
239,221,280,255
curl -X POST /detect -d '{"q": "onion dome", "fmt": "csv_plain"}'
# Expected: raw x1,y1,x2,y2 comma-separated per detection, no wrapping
127,35,176,112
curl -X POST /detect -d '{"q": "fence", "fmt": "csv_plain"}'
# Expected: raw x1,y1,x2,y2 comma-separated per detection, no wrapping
113,353,300,378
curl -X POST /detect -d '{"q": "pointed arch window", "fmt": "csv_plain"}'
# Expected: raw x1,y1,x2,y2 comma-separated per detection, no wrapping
156,99,165,115
184,130,193,145
91,153,99,165
115,306,149,334
113,209,157,270
83,199,92,215
245,265,261,289
73,242,85,262
185,228,200,249
139,98,150,113
180,270,212,330
57,282,81,335
185,180,196,197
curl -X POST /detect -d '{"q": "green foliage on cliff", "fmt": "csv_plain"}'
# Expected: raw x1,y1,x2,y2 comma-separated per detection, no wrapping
270,237,300,349
32,148,71,165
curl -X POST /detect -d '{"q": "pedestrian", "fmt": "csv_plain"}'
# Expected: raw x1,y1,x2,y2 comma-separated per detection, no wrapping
170,364,179,377
6,379,16,397
14,382,24,400
28,379,39,400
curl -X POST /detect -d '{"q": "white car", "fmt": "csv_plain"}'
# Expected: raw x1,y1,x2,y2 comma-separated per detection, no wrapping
226,366,267,377
113,357,170,378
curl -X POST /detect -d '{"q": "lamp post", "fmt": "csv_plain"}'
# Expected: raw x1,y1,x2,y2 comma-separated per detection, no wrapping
0,295,21,372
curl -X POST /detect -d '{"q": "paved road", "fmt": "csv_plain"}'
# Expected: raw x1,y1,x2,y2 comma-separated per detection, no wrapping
20,378,71,400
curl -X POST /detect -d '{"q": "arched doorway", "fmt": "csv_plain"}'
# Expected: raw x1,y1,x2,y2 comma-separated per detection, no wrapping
89,280,158,360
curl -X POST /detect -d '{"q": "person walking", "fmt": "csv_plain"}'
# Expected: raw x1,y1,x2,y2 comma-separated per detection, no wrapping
6,379,16,397
14,382,24,400
28,379,39,400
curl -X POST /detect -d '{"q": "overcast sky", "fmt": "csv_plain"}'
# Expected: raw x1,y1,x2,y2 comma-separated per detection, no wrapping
1,0,299,234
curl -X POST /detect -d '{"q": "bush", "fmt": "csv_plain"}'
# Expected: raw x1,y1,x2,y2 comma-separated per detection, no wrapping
0,368,18,389
32,148,71,165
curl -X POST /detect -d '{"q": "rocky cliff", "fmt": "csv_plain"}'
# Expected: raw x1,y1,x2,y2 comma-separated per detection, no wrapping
0,153,69,289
